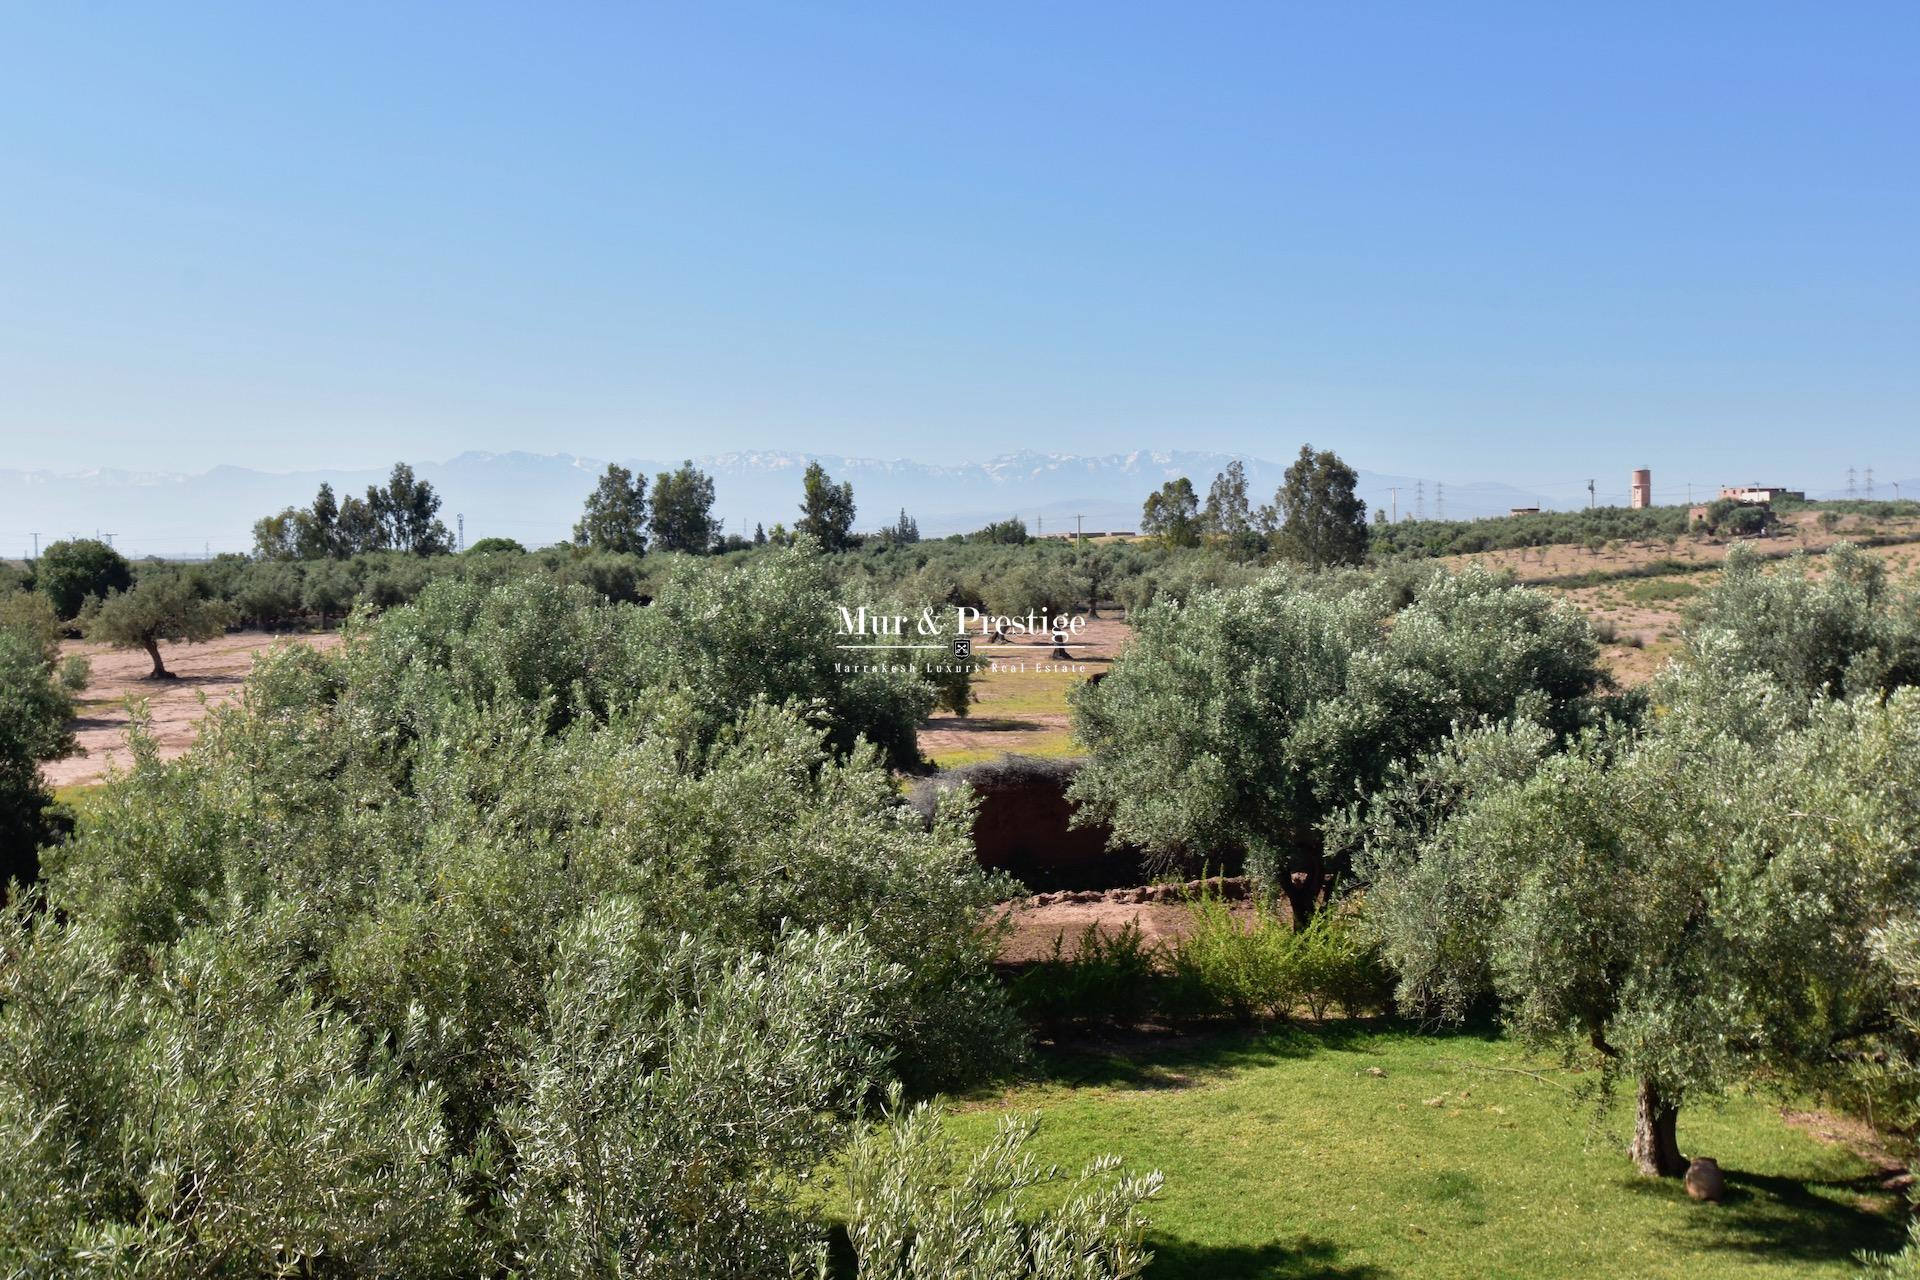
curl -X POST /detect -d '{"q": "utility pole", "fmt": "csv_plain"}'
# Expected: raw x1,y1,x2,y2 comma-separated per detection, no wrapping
1036,514,1042,537
1074,513,1084,542
1587,479,1596,510
1388,487,1399,523
29,532,39,558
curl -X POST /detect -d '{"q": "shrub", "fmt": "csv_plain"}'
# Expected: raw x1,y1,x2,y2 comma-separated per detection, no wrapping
1011,921,1158,1033
1160,885,1391,1023
1161,889,1299,1022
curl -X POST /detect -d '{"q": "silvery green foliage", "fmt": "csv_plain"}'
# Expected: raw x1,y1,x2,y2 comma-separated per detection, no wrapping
625,541,936,769
1680,542,1920,708
502,908,897,1279
1361,686,1920,1114
1070,564,1604,893
13,571,1030,1271
0,900,476,1277
1339,717,1559,1021
1859,921,1920,1276
832,1087,1162,1280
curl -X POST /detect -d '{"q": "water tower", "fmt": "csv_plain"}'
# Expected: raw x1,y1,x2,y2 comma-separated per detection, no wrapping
1630,468,1652,510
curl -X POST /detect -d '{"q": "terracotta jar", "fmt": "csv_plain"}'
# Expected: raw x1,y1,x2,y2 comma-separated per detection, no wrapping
1684,1156,1725,1203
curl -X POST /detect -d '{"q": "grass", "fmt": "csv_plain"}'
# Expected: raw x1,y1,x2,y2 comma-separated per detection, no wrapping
968,663,1096,718
940,1024,1903,1279
925,730,1078,770
52,782,107,819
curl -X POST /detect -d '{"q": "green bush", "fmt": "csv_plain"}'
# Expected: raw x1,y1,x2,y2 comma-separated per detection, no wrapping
1011,921,1158,1033
1160,887,1391,1023
1161,890,1299,1022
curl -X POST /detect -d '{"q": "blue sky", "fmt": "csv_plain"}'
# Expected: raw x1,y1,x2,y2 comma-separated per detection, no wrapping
2,2,1915,504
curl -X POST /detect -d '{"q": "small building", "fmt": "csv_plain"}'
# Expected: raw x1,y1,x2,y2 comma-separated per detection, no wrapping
1509,506,1542,517
1630,468,1652,510
1688,504,1711,525
1719,486,1804,505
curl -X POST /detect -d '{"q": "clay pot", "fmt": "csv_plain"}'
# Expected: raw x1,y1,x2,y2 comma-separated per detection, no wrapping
1684,1157,1725,1203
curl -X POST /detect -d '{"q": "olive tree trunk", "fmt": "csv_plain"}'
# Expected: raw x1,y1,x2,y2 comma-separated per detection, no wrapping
1630,1078,1687,1177
142,637,173,680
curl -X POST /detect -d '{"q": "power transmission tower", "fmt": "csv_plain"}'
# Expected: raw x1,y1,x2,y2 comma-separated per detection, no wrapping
1436,482,1445,521
1848,467,1858,498
457,513,465,552
1415,480,1425,521
1865,468,1875,499
101,532,115,548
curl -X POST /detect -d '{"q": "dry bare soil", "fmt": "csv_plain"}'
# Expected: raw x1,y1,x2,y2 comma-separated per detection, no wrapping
45,630,340,790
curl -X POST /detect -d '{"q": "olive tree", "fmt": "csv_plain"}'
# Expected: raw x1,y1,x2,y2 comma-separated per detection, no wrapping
1358,691,1920,1177
80,572,235,678
8,561,1055,1274
0,595,83,894
1070,565,1604,922
1681,543,1920,706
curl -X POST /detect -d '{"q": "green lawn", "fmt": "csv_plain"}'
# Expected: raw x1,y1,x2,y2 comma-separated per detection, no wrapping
943,1024,1903,1279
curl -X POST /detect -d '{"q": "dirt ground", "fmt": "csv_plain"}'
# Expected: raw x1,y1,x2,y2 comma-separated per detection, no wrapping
1444,512,1920,686
994,879,1259,964
43,630,339,789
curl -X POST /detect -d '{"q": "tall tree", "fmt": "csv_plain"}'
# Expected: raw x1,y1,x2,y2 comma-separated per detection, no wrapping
881,508,920,546
573,464,649,555
650,461,720,554
302,483,340,558
1273,445,1367,569
1140,478,1200,548
796,461,856,552
370,463,453,556
1203,461,1253,539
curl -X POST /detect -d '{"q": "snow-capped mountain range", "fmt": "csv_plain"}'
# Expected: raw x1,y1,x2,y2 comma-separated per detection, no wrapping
1,449,1565,558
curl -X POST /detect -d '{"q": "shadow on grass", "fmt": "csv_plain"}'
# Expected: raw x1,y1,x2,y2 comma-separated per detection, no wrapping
1619,1168,1903,1265
1033,1017,1502,1093
1146,1233,1383,1280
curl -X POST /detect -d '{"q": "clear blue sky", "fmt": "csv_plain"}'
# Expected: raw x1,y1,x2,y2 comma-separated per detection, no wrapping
3,2,1915,503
